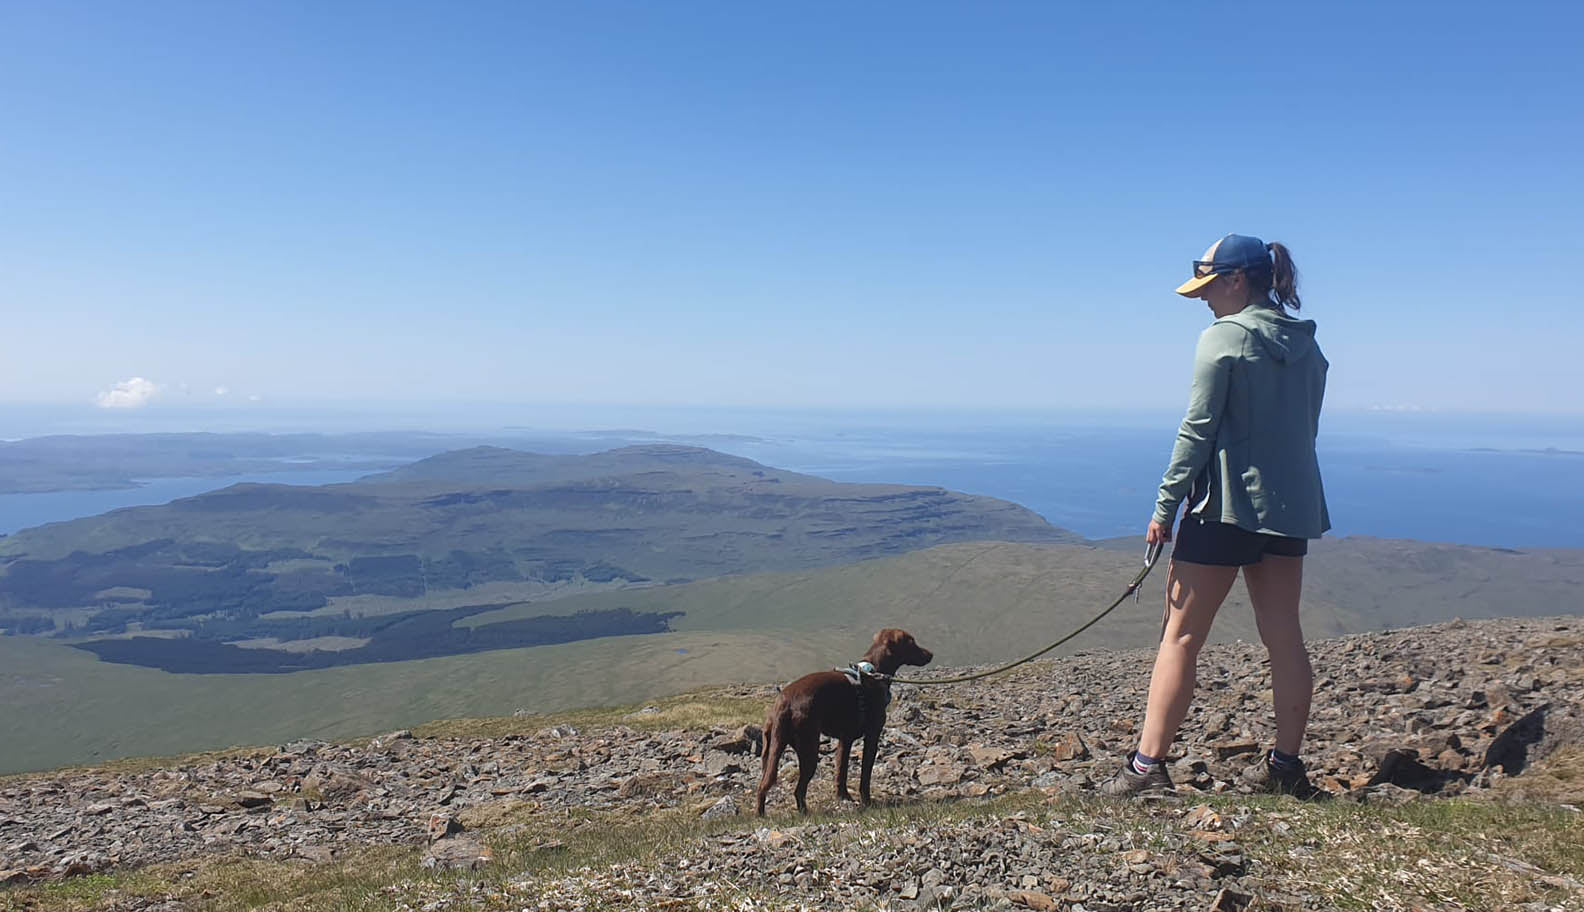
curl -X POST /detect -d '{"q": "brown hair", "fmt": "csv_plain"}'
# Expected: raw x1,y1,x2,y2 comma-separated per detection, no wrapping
1247,241,1301,311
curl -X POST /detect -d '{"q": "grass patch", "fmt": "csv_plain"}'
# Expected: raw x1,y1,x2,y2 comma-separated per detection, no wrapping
0,845,422,912
0,688,770,787
1489,747,1584,807
0,746,270,787
1225,795,1584,911
414,690,769,741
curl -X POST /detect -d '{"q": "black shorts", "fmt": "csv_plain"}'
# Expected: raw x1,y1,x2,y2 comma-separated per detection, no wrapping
1173,516,1308,567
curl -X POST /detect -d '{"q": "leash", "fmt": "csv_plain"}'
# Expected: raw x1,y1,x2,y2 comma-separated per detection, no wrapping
883,540,1165,686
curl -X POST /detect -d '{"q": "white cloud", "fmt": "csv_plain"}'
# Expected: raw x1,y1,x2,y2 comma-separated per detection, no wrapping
215,386,230,397
95,377,160,409
247,394,263,402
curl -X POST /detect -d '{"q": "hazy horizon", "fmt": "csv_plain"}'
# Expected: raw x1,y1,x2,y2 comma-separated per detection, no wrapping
4,399,1583,446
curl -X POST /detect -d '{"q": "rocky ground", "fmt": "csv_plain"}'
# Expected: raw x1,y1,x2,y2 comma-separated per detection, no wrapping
2,616,1583,910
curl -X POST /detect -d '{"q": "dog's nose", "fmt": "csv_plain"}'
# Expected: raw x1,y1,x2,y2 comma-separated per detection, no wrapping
920,649,934,664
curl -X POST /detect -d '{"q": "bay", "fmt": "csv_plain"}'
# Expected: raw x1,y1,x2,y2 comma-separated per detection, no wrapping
0,470,376,536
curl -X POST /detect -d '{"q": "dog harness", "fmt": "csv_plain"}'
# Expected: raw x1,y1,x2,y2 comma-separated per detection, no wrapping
837,661,892,731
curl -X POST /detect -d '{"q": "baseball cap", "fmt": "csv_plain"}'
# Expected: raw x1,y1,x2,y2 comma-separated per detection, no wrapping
1175,234,1270,296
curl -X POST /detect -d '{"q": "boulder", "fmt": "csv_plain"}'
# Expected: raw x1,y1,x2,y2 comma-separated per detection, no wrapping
1207,887,1254,911
294,845,335,863
231,791,272,809
422,836,493,871
425,812,462,842
917,762,967,787
709,725,761,756
301,768,370,801
703,752,744,777
967,744,1015,769
699,795,738,820
1046,732,1089,762
1347,782,1422,805
1485,704,1584,775
1006,888,1060,910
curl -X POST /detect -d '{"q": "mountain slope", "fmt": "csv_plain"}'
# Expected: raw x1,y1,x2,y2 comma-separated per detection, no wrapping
0,445,1075,634
1,536,1580,773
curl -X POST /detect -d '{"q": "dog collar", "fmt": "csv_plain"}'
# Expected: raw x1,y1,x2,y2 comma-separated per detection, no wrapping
837,661,884,684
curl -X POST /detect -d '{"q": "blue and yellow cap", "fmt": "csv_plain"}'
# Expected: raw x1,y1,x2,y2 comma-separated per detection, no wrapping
1175,233,1270,296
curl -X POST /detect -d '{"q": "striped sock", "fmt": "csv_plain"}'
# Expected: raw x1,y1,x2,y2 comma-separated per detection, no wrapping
1131,751,1160,774
1269,748,1302,769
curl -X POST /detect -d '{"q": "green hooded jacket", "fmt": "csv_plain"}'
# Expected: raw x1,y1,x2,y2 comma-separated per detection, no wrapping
1152,302,1331,539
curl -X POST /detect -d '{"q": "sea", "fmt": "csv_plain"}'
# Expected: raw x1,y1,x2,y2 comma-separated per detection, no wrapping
2,404,1582,549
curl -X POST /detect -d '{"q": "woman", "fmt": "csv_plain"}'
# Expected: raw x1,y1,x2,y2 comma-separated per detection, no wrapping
1102,233,1329,798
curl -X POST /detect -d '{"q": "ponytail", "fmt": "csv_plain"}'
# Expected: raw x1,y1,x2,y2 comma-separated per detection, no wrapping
1243,241,1301,311
1264,241,1301,311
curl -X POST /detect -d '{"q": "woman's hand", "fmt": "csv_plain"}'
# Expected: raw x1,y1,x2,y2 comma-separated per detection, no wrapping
1146,519,1172,545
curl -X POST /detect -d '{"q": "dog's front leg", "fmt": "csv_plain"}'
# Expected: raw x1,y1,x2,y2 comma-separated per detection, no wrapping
834,737,854,801
858,729,880,806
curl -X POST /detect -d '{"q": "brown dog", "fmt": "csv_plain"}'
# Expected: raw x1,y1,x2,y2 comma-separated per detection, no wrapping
755,628,933,815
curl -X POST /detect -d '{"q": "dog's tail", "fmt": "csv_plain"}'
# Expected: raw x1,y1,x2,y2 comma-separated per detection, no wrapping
755,706,789,815
756,709,775,760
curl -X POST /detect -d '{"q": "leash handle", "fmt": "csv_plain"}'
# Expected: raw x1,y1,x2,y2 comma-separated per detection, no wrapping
1137,540,1163,603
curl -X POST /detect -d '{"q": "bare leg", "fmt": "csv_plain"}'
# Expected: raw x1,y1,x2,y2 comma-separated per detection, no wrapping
792,730,820,814
1243,554,1312,755
834,737,853,800
1137,559,1239,759
858,730,880,805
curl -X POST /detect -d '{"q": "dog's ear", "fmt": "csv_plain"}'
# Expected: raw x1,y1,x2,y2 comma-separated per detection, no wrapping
873,628,906,647
864,628,900,664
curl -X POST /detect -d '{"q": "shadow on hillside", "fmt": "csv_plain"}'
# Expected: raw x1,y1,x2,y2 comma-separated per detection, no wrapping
72,606,684,674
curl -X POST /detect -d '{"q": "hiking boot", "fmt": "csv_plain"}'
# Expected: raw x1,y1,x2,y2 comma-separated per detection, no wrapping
1243,752,1320,799
1100,752,1174,797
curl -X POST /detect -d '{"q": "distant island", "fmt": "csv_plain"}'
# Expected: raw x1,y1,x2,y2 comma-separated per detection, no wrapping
0,444,1070,672
0,429,780,495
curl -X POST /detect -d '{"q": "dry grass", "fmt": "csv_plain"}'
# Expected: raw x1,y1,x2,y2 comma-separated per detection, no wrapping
1222,794,1584,911
1,689,769,791
414,690,769,741
1490,747,1584,806
0,746,271,787
0,845,421,912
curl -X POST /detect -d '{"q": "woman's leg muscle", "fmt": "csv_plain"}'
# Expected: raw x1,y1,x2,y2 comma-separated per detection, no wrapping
1137,559,1239,759
1243,554,1312,755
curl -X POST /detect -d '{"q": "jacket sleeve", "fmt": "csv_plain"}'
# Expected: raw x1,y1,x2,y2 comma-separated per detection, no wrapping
1152,322,1241,527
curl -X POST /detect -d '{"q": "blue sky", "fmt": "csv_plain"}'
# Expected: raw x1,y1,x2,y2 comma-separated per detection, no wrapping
3,1,1581,417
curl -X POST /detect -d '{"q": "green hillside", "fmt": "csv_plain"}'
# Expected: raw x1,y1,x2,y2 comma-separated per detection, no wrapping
4,536,1580,774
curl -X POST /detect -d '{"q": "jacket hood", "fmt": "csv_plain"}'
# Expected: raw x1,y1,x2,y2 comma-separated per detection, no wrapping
1223,303,1318,364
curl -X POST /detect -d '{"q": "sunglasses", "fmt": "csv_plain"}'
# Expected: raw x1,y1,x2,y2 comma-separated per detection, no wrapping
1192,260,1239,279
